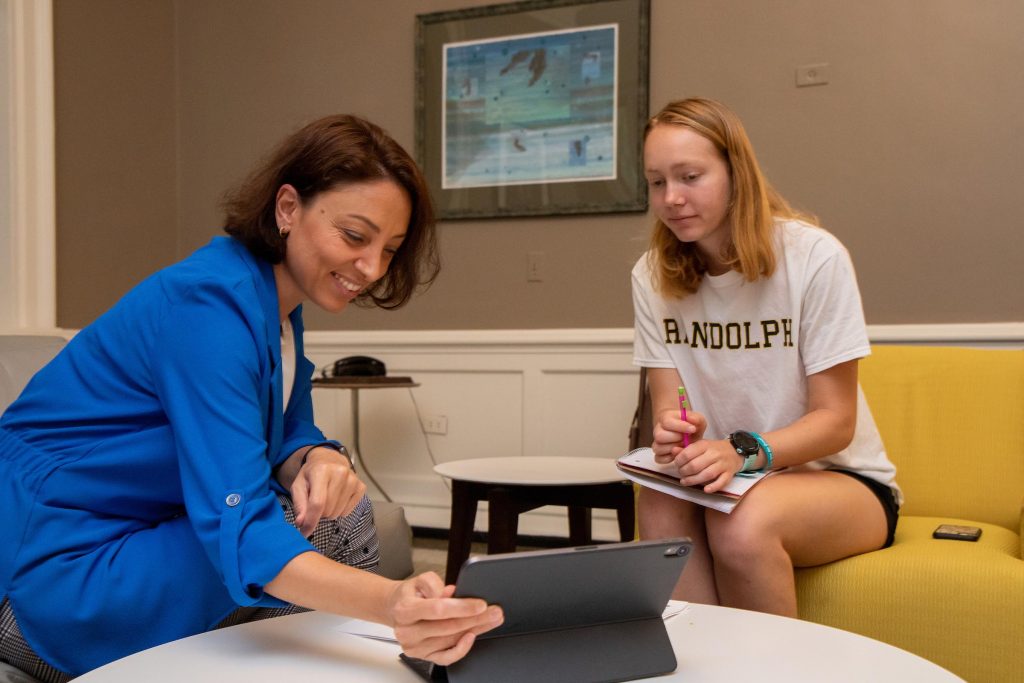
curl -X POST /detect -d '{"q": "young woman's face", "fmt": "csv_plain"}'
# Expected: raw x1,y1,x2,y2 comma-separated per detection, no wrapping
274,179,410,317
644,124,733,256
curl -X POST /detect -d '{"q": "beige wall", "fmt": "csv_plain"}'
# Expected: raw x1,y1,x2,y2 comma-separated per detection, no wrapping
54,0,178,326
54,0,1024,330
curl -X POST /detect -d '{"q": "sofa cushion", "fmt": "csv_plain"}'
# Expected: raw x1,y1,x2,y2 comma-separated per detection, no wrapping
796,515,1023,682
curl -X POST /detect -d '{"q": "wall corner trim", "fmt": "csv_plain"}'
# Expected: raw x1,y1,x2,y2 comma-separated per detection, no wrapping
5,0,56,331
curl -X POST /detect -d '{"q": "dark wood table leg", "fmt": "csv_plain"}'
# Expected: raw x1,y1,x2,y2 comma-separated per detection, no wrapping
445,479,637,583
487,487,520,555
444,479,480,584
568,503,593,545
615,483,636,541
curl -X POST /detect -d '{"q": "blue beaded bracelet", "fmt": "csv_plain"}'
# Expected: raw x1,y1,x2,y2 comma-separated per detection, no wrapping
749,432,774,472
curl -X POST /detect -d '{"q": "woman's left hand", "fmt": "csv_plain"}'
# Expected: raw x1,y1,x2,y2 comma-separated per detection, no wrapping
673,439,743,494
290,447,367,536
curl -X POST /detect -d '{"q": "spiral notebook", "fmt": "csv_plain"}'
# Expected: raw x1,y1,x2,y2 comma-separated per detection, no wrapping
617,446,775,514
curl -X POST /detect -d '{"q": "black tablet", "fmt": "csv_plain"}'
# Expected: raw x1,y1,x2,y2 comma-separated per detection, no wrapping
443,538,692,683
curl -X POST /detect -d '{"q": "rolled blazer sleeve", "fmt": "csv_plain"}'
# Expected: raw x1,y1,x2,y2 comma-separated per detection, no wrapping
150,277,313,606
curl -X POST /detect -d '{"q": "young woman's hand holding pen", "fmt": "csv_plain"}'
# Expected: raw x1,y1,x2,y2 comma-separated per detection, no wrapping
652,408,705,463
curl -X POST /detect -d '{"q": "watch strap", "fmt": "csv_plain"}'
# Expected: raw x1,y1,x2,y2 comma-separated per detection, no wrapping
729,431,760,473
748,432,773,471
737,451,758,473
300,443,355,469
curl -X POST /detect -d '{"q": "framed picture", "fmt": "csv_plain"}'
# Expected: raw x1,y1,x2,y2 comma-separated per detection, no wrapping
415,0,650,219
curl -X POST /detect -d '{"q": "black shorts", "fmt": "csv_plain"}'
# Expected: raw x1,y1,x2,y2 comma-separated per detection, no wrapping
830,469,900,548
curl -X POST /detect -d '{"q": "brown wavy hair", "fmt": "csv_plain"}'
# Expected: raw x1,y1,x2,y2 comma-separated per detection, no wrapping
645,98,814,298
222,114,439,309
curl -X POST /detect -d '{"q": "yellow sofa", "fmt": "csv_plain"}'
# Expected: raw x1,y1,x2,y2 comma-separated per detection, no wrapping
795,345,1024,683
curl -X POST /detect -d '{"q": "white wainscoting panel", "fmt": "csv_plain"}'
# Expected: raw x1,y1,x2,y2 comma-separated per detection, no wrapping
306,329,639,539
306,324,1023,540
31,324,1019,540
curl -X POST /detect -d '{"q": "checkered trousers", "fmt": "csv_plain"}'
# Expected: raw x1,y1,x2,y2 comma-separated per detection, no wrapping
216,494,380,626
0,598,71,683
0,494,379,680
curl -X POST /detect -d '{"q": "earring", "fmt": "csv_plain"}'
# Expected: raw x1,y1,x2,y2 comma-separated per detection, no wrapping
278,225,289,238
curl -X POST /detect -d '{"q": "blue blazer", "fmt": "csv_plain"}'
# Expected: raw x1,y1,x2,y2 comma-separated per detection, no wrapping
0,237,334,675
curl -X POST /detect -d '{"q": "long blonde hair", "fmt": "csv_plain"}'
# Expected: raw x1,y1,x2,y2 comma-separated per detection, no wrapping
645,98,814,298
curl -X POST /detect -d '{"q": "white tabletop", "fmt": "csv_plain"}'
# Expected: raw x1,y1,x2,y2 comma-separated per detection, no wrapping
433,456,627,486
75,603,962,682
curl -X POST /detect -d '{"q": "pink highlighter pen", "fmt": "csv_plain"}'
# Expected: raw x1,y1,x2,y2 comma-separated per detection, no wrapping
678,386,690,448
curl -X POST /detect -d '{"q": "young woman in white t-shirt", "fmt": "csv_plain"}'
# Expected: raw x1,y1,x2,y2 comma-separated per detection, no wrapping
633,97,900,617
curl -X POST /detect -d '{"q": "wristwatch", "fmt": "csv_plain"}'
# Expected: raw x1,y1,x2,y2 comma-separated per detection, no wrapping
300,444,354,469
728,431,760,473
337,444,354,469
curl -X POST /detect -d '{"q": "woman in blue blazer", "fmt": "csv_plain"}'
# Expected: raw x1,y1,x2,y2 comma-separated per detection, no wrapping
0,115,503,680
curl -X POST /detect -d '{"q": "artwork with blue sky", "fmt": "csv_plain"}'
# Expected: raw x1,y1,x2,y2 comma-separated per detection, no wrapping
442,24,618,189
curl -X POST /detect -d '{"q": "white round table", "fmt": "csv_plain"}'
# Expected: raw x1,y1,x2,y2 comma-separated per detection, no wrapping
433,457,634,583
433,456,627,485
73,603,965,682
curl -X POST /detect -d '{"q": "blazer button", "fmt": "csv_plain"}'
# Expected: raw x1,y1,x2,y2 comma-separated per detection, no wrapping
226,493,241,507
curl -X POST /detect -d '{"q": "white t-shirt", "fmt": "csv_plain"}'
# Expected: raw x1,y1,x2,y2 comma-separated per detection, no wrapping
632,219,901,504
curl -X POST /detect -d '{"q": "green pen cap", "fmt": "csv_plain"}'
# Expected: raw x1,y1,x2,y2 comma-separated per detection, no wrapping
677,386,690,408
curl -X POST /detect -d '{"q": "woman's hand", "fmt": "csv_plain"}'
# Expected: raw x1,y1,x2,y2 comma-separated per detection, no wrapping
654,407,745,493
652,408,706,463
264,557,502,663
290,447,366,536
388,572,504,665
673,438,743,494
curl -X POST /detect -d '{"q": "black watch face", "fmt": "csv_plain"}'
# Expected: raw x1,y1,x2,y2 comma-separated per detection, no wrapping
730,431,759,456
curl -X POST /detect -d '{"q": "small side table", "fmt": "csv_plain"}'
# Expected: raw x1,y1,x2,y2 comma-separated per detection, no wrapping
311,376,419,502
433,456,636,584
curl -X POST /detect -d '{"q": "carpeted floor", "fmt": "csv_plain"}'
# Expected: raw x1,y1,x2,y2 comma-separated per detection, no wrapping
410,535,484,577
410,534,546,578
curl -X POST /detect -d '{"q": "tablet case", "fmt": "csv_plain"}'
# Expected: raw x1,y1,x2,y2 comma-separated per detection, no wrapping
444,538,692,683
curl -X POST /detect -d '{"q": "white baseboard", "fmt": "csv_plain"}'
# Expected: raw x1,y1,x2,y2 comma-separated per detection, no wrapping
865,322,1024,344
306,321,1024,351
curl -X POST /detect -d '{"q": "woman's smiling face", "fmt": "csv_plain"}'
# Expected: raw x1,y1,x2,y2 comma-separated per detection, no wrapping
273,179,410,318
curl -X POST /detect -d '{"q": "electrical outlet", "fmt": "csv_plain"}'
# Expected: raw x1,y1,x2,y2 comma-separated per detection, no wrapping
795,63,830,87
423,414,448,435
527,251,544,282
